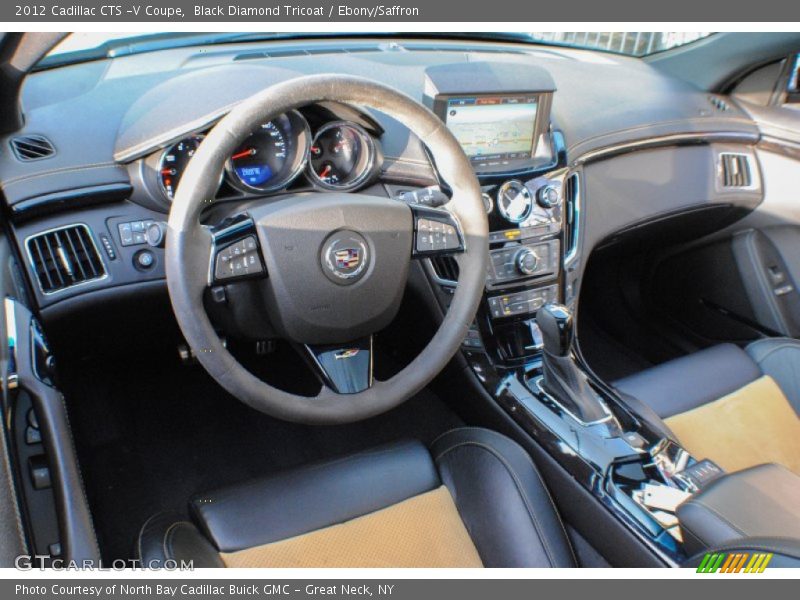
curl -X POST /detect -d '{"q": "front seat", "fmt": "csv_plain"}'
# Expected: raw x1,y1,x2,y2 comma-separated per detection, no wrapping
137,428,576,568
613,338,800,475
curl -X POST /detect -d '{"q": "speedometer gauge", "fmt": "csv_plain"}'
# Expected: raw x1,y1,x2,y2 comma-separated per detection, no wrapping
308,122,377,191
158,135,204,201
226,111,310,193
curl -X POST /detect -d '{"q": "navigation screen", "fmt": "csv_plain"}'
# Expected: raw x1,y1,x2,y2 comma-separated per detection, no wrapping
444,95,538,164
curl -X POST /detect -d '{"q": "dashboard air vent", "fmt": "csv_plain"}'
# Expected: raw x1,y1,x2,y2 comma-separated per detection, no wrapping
26,225,106,294
10,135,55,161
563,173,581,263
719,153,753,188
430,256,459,283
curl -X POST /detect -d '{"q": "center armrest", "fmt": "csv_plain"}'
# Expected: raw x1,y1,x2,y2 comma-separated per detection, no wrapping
676,463,800,555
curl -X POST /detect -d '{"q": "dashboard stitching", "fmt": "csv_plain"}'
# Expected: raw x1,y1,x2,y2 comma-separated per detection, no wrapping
2,162,122,188
567,118,758,155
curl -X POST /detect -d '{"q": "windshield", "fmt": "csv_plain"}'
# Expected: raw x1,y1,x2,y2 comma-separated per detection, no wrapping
528,32,712,57
41,31,714,68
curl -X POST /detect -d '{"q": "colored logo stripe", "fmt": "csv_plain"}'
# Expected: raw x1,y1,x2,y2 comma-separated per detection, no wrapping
697,552,772,573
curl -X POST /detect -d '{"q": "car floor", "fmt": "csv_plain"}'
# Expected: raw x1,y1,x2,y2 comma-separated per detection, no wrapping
60,342,463,562
576,249,703,384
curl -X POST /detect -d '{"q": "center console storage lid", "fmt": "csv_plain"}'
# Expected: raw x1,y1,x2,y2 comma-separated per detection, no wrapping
676,463,800,554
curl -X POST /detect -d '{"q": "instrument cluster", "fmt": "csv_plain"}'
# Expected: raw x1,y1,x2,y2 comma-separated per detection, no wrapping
154,110,381,203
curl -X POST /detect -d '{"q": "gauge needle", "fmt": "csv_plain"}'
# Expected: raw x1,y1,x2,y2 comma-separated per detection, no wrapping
231,148,256,160
319,165,332,178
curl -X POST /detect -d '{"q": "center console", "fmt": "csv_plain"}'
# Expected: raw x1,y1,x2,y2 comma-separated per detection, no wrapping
412,61,724,567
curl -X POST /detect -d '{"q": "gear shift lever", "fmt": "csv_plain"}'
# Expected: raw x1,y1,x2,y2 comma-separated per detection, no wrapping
537,304,612,425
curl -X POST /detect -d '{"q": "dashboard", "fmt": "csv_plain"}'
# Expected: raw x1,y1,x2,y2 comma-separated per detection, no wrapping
0,37,766,329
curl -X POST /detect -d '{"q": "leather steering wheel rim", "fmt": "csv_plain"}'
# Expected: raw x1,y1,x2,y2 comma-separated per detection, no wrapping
166,74,488,425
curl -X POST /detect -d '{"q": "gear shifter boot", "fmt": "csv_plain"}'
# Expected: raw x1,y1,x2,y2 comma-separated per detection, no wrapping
537,304,611,424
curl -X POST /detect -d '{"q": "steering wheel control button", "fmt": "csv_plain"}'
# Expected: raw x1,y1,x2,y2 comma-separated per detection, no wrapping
412,207,464,256
397,186,449,208
214,236,263,281
321,231,369,285
134,250,155,270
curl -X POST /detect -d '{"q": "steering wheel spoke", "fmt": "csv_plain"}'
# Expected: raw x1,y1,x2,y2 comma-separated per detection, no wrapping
410,205,465,259
302,336,374,394
209,214,268,286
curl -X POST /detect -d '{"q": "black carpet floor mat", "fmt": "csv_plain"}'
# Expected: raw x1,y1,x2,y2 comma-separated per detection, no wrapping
61,347,462,561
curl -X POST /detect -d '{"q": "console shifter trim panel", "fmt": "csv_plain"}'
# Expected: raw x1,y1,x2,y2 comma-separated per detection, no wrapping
533,377,614,427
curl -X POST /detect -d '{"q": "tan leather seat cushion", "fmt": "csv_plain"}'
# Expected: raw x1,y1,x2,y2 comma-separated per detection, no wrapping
665,375,800,475
220,486,483,568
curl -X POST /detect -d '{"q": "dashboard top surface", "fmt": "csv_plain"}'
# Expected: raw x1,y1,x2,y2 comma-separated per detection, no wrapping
0,37,759,206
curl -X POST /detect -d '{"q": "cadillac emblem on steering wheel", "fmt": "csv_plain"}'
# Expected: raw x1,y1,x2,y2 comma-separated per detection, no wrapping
321,231,370,284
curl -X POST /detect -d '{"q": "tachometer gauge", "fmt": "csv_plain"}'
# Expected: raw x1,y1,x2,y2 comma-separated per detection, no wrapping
308,122,377,191
226,111,310,193
497,180,533,224
158,135,204,201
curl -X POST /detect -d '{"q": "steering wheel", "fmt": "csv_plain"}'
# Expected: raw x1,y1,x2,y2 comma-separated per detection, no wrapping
166,75,488,424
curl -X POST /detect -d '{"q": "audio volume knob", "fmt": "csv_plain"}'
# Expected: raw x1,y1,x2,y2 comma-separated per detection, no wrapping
537,185,560,208
515,248,539,276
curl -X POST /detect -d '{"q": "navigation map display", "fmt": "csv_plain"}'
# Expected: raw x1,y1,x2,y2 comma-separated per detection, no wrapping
444,95,539,164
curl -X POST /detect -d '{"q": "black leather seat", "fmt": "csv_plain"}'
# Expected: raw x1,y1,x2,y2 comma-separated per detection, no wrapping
138,427,576,568
613,338,800,475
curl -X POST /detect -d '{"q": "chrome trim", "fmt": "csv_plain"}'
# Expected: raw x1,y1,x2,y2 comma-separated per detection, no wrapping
564,172,581,269
304,335,374,393
532,376,614,427
481,192,494,215
24,224,108,296
422,257,457,288
496,180,533,224
717,151,759,191
571,131,759,167
306,121,377,192
758,135,800,161
4,298,18,393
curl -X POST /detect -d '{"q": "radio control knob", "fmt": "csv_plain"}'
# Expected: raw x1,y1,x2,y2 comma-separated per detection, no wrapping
537,185,560,208
515,248,539,276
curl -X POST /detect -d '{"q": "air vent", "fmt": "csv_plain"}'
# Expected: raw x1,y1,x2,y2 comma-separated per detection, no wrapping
430,256,459,283
708,95,730,112
10,135,55,161
719,153,753,188
26,225,106,295
563,173,581,264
